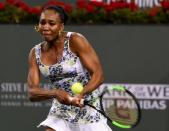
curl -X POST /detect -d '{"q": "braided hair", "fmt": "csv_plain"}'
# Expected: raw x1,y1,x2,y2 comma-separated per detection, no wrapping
42,5,68,24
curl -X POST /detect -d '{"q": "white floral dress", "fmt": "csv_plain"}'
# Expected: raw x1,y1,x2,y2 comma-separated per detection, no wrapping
35,32,104,125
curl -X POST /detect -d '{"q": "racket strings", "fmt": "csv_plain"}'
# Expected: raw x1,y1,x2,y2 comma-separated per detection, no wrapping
101,90,139,126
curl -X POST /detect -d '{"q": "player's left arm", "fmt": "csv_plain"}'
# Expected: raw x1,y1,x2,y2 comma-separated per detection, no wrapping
70,33,104,96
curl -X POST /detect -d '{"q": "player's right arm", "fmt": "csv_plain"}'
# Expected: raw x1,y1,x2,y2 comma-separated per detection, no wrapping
27,48,72,104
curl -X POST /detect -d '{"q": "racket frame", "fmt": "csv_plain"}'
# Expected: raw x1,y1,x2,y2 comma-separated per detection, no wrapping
99,85,142,129
83,85,141,129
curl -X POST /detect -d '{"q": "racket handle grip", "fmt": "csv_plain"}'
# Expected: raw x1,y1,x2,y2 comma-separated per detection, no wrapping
80,99,88,105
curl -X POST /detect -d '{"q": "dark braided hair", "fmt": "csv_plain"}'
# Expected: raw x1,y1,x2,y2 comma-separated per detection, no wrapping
42,5,68,24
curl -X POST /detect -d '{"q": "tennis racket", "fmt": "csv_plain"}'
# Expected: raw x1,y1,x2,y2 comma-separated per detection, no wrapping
81,85,141,129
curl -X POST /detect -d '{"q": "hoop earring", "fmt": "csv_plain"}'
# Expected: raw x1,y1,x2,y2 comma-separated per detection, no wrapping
34,25,40,32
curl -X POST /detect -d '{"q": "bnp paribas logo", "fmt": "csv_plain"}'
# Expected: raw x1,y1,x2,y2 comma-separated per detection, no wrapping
100,84,169,110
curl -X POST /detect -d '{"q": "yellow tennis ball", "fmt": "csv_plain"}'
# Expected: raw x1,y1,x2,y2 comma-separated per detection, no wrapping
71,82,84,94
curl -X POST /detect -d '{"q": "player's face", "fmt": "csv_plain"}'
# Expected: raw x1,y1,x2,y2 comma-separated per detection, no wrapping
39,9,64,42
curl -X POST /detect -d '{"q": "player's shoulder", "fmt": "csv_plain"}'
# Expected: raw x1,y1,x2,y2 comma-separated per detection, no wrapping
70,32,86,41
69,32,90,52
69,32,88,49
29,41,44,57
30,41,44,52
28,47,36,60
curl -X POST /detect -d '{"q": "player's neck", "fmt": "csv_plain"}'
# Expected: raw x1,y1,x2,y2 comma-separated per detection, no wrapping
47,32,64,48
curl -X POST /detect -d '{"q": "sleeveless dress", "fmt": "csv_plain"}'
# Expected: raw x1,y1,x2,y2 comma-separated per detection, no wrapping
35,32,112,131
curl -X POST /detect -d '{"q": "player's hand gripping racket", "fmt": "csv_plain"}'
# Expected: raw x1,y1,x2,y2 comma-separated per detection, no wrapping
81,85,141,129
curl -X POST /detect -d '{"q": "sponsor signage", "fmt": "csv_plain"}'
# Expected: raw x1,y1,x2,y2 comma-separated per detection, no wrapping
0,82,169,110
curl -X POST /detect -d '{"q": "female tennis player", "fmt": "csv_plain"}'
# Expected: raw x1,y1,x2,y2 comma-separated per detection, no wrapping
27,5,112,131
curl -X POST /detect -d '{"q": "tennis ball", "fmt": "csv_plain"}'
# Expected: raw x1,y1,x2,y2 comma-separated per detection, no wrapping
71,82,84,94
